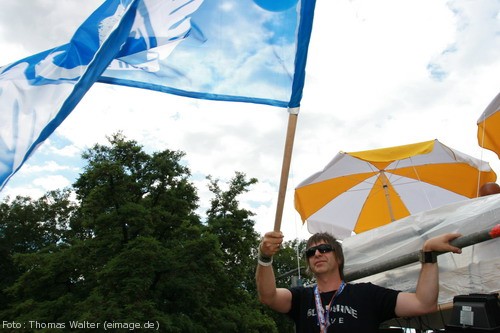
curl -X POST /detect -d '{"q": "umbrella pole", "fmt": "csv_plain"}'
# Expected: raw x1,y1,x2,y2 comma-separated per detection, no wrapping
380,171,396,222
344,224,500,282
274,108,299,232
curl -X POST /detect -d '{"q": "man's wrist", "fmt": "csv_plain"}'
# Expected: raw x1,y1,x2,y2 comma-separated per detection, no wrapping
258,245,273,266
419,250,438,264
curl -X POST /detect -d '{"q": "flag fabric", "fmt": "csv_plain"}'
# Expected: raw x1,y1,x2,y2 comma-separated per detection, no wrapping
0,0,317,191
99,0,317,109
0,0,141,190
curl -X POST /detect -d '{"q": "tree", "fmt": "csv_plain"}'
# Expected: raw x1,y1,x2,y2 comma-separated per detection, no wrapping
204,172,279,332
0,133,292,332
206,172,259,286
0,190,75,316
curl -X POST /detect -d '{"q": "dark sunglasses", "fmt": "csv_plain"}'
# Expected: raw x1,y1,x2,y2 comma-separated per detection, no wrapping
305,244,334,258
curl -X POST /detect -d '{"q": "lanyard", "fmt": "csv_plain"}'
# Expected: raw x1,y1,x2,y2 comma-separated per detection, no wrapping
314,281,346,333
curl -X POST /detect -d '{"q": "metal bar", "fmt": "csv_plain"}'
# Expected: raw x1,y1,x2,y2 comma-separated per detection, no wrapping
344,224,500,282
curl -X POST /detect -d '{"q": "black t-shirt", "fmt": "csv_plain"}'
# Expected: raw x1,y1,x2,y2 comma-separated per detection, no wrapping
288,282,400,333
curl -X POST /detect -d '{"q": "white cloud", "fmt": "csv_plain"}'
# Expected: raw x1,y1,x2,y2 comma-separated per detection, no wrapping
21,161,72,173
33,175,72,191
0,186,45,201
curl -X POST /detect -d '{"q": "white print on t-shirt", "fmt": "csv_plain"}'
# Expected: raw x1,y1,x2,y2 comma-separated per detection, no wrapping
307,304,358,321
330,304,358,318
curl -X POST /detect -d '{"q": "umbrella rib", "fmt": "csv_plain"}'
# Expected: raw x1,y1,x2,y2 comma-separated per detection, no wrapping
385,157,435,210
364,160,380,173
407,157,434,209
476,123,491,196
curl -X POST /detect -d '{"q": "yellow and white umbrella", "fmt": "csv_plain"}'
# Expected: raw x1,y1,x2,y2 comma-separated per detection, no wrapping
294,139,497,239
477,92,500,159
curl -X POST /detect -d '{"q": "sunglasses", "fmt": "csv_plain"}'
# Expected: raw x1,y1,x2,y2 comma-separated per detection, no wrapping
305,243,334,258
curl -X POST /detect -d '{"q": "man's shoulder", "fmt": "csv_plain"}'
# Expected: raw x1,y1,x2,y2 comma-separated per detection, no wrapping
289,282,389,293
289,284,315,296
290,282,376,289
289,284,315,292
347,281,400,297
347,282,375,289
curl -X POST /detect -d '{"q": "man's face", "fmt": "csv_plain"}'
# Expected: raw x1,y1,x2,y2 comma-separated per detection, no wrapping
306,241,338,275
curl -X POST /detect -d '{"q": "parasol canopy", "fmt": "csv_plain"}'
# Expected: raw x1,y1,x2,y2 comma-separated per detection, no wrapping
477,92,500,159
294,139,497,239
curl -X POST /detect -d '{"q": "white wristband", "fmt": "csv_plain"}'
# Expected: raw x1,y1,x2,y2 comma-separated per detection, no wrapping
258,257,273,266
257,245,273,266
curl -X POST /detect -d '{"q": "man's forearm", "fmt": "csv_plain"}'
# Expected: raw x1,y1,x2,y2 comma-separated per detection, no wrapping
256,263,278,305
415,261,439,312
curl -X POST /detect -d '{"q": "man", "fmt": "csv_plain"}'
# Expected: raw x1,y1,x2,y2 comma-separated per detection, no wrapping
256,230,462,332
478,182,500,197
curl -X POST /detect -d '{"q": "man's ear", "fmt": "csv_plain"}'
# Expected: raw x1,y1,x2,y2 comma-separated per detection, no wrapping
336,254,343,266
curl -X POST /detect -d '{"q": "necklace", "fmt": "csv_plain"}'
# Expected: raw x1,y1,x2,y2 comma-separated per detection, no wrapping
313,281,346,333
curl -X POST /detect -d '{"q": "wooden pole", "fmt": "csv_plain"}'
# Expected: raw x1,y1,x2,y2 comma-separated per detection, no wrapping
274,108,299,232
344,223,500,282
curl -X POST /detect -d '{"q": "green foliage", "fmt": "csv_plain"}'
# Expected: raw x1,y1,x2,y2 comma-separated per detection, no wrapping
0,190,75,315
0,133,300,332
206,172,260,291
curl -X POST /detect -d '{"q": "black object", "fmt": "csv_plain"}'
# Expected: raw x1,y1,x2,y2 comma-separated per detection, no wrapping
419,250,438,263
446,293,500,332
305,243,334,258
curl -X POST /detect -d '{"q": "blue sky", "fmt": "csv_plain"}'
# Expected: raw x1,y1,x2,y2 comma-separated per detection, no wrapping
1,0,499,241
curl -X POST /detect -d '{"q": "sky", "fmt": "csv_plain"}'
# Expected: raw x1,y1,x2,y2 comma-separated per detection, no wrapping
0,0,499,241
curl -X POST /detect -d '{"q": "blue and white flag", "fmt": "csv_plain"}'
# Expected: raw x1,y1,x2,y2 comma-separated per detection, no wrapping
0,0,317,190
0,0,143,190
99,0,317,108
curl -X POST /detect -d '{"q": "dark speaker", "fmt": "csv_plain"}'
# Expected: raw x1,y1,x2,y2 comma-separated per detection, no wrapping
445,293,500,332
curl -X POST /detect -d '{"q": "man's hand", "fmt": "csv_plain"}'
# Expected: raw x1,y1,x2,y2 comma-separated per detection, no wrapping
260,231,284,257
423,233,463,253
